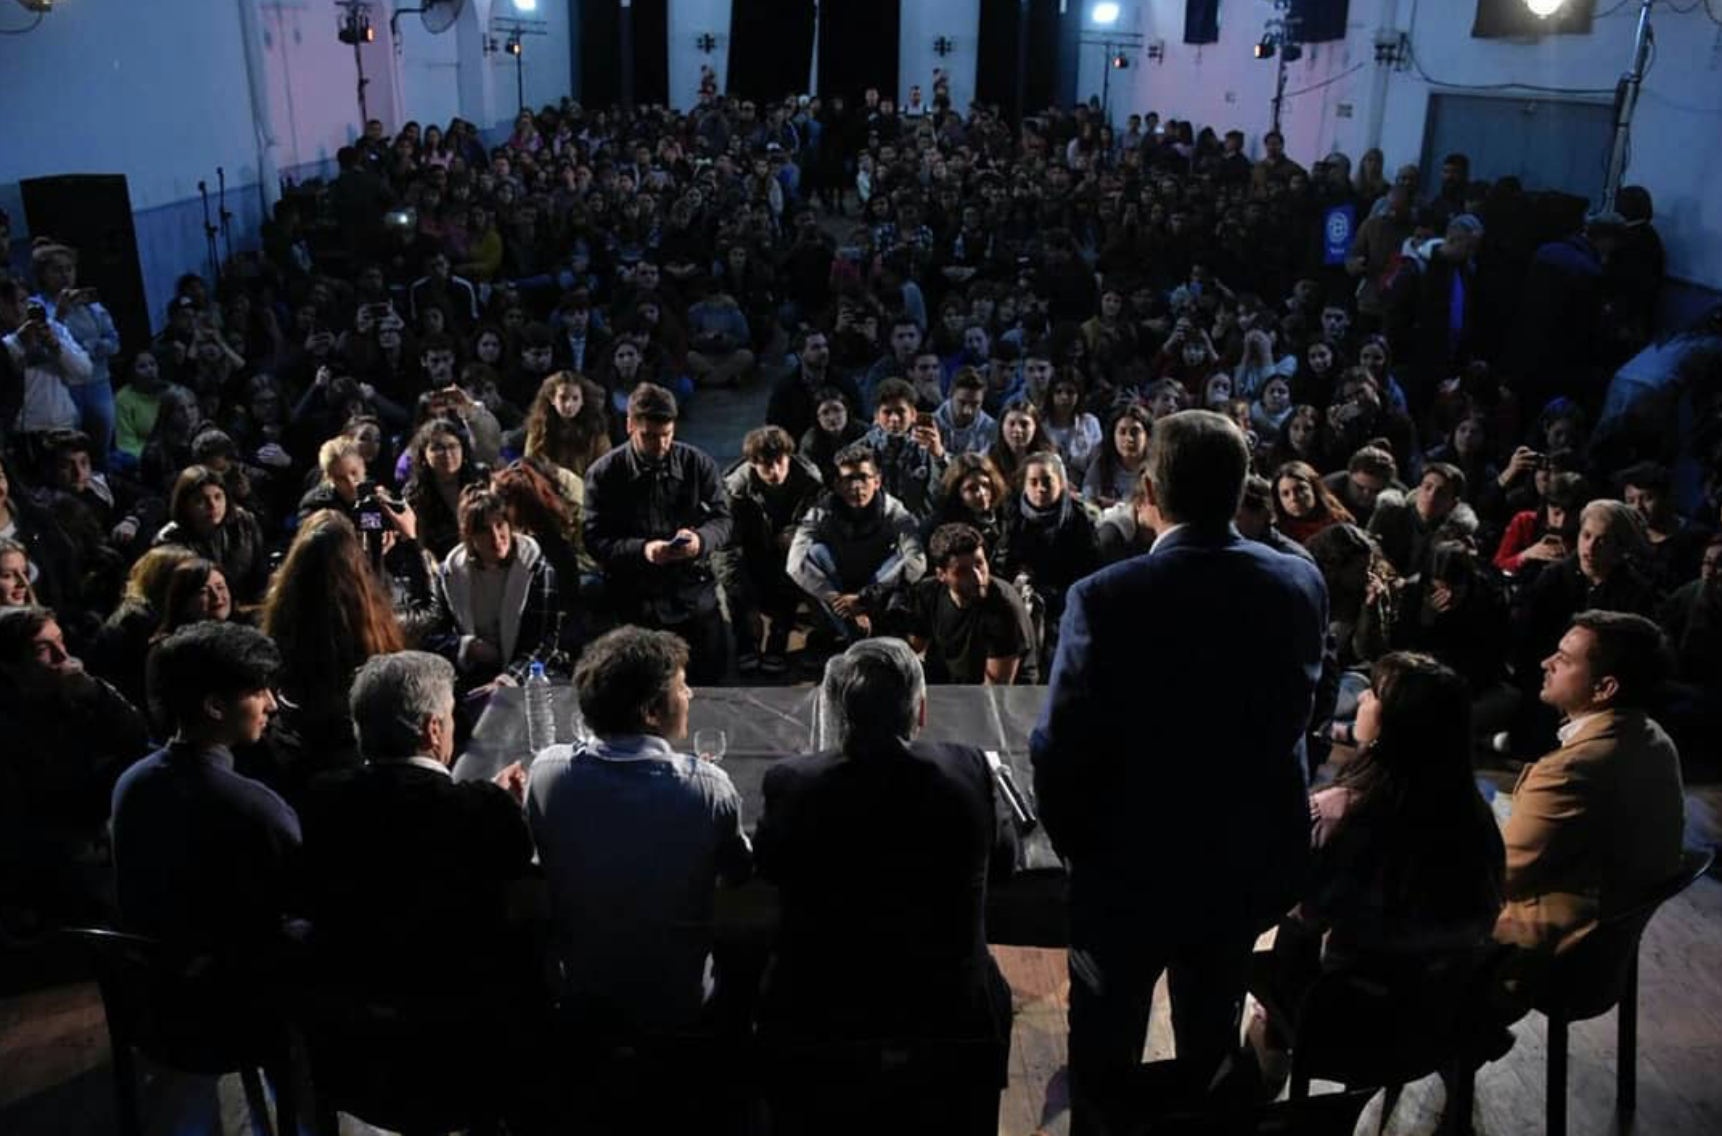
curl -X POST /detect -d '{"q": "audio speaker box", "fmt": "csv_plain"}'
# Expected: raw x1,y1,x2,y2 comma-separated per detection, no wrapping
20,174,152,356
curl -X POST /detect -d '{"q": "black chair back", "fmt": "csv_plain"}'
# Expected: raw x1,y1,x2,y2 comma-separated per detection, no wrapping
1288,944,1496,1092
65,927,287,1075
1533,847,1714,1023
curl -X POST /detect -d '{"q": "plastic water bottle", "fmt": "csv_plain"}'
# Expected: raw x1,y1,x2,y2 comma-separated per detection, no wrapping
523,661,557,768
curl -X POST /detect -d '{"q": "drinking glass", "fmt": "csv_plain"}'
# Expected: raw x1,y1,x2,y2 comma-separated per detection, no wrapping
694,728,727,764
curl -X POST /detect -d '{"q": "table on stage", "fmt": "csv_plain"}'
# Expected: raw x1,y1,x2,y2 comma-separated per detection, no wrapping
453,684,1068,947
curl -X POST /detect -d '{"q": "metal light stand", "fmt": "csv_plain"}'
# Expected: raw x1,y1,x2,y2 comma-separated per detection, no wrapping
1603,0,1655,212
492,17,549,114
1263,8,1302,136
216,166,234,268
1076,32,1144,126
197,181,221,283
337,1,374,126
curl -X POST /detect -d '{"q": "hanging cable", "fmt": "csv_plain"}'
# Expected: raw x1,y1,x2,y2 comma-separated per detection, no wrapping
1282,62,1368,98
1402,0,1618,94
0,11,45,34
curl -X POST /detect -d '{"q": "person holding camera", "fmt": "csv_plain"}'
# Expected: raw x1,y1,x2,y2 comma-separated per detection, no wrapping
1,276,91,450
30,240,120,467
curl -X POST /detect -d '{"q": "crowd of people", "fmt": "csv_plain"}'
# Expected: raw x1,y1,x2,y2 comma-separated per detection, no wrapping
0,80,1715,1131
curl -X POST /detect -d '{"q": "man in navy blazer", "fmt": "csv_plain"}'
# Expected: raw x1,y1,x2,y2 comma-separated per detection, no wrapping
1031,410,1328,1130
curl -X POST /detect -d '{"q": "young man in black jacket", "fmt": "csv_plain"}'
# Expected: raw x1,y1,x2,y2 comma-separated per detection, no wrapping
583,383,734,684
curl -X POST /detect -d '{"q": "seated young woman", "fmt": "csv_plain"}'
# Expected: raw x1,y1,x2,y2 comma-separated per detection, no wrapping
1247,651,1505,1086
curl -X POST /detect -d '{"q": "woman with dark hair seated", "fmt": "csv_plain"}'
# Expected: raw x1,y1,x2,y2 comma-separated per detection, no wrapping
984,398,1056,490
149,558,234,642
1273,460,1355,546
930,453,1008,553
403,417,490,560
998,452,1099,659
1248,651,1506,1089
259,510,410,777
427,487,561,693
1493,470,1586,576
152,464,270,604
1081,404,1152,507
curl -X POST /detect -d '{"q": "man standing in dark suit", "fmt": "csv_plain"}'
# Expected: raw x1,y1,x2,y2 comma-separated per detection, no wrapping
754,637,1017,1135
1031,410,1328,1130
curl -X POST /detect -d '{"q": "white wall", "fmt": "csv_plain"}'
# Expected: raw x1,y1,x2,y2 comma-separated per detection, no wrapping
669,0,733,110
1127,0,1722,288
0,0,263,211
900,0,980,111
1074,0,1149,117
259,0,397,172
486,0,573,120
396,1,467,131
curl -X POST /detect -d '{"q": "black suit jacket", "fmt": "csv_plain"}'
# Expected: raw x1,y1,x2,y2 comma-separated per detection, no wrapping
753,739,1016,1046
298,760,533,995
1031,524,1328,947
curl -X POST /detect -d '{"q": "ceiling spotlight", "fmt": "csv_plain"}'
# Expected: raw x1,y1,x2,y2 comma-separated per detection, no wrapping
1111,52,1131,69
513,0,538,11
1091,2,1121,26
506,34,522,56
1524,0,1566,15
1254,36,1276,59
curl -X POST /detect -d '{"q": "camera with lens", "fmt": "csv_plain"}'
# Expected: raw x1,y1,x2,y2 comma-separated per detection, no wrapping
354,482,392,571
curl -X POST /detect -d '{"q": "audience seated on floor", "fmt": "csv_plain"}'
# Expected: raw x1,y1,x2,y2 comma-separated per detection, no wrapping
788,441,927,643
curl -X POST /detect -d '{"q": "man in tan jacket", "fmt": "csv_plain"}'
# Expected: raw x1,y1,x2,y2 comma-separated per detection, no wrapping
1497,610,1685,953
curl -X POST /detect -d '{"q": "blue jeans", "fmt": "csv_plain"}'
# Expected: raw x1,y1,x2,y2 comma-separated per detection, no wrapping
803,544,903,639
68,380,115,470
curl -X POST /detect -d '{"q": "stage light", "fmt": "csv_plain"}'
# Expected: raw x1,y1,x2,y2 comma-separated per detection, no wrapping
1254,37,1276,59
1091,2,1121,26
1111,52,1130,69
1524,0,1566,15
506,35,523,56
513,0,538,11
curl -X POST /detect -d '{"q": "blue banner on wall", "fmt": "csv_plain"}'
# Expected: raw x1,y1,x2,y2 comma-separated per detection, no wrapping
1323,203,1356,266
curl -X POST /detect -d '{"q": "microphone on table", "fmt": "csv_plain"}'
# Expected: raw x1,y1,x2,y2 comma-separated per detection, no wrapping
985,749,1039,835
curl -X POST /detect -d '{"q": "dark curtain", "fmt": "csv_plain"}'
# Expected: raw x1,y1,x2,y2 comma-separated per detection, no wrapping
630,0,670,107
1288,0,1350,43
727,0,816,102
1184,0,1220,45
579,0,620,107
975,0,1021,117
1047,0,1078,113
816,0,900,104
1472,0,1594,37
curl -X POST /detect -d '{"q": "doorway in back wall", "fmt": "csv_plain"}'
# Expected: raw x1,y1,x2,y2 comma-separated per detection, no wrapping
1417,93,1614,208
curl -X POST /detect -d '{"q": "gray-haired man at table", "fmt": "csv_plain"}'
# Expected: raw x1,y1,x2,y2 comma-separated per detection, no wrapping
525,625,752,1036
